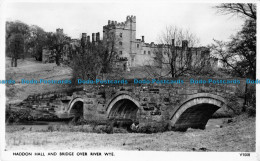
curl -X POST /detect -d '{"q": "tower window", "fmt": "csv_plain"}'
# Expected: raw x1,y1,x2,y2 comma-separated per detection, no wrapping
144,51,146,54
137,44,139,48
119,42,123,46
120,33,123,38
120,51,123,55
148,51,150,55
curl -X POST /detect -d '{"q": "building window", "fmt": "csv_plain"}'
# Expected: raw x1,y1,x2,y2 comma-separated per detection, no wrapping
148,51,150,55
120,51,123,55
144,51,146,54
137,44,139,48
120,33,123,38
119,42,123,46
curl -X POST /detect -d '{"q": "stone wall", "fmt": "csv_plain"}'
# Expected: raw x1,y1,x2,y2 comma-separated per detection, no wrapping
12,77,246,130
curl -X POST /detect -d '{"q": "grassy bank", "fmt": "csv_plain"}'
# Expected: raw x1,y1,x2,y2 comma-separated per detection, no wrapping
6,114,255,151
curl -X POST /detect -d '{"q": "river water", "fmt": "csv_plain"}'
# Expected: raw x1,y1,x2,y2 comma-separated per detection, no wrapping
206,118,225,130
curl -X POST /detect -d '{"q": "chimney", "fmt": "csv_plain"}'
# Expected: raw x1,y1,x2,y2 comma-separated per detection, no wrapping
81,33,87,44
142,36,144,42
92,33,95,42
87,36,90,42
82,33,87,38
172,39,175,47
182,40,188,49
96,32,100,42
56,28,63,35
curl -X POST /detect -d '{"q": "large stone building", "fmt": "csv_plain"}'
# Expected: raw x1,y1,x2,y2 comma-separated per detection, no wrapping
102,15,213,68
44,16,215,69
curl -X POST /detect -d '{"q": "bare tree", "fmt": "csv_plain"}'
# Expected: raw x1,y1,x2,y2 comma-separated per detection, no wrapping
158,26,199,47
145,26,210,78
210,19,256,79
71,32,119,85
71,41,102,84
49,32,71,66
213,4,256,113
27,25,47,61
215,3,256,20
6,21,30,65
100,30,119,74
210,40,244,76
8,33,24,67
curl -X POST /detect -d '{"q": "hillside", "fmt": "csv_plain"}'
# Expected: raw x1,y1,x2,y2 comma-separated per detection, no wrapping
5,58,72,104
5,57,162,103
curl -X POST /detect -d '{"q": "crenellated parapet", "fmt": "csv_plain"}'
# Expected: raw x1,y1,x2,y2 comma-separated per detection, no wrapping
103,15,136,30
126,15,136,23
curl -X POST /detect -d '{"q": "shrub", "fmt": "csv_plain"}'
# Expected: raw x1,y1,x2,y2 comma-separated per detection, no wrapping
244,84,256,116
211,111,232,118
246,105,256,117
47,125,54,132
81,125,94,132
136,123,168,133
6,108,32,124
93,125,107,133
113,127,128,133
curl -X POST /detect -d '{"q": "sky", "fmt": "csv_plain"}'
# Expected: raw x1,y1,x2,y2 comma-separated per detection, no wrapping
5,2,245,46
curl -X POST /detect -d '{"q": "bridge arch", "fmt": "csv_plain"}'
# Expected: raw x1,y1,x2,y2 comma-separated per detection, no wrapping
106,93,141,121
67,97,84,118
170,93,227,131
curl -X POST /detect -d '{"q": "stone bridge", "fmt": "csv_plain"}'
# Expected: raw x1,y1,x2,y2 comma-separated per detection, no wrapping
20,77,246,131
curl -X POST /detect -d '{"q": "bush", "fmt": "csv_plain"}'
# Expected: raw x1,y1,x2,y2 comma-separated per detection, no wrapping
136,123,168,133
113,127,128,133
246,106,256,117
47,125,54,132
6,108,32,124
93,125,108,134
211,111,232,118
244,84,256,116
81,125,94,132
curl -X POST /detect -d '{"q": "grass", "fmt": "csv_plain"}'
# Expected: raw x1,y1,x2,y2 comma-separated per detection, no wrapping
5,114,255,151
40,124,128,134
6,58,72,103
5,58,150,104
7,136,50,146
5,58,256,151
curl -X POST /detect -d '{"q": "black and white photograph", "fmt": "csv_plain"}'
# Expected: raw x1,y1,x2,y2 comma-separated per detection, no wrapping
0,0,258,161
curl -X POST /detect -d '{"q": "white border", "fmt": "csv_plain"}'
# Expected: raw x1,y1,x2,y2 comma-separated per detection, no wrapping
0,0,259,161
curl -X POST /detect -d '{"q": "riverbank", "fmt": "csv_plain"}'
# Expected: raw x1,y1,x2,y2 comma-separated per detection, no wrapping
5,114,255,151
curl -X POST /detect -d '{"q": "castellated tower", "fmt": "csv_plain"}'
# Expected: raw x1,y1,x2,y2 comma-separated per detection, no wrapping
103,15,136,66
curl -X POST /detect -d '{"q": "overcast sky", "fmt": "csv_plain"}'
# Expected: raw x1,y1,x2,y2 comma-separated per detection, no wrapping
5,2,245,46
